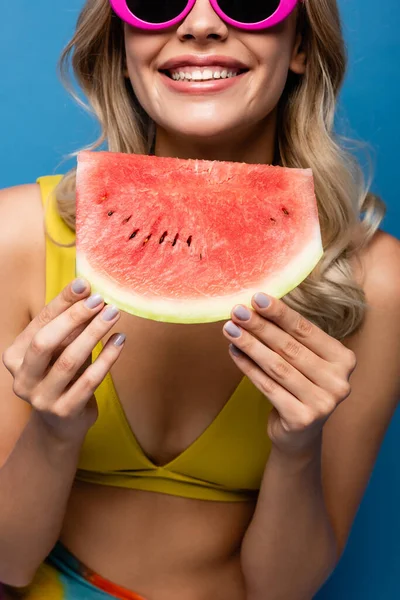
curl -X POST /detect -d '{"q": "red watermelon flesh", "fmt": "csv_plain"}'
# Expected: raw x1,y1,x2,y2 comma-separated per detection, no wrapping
76,151,322,323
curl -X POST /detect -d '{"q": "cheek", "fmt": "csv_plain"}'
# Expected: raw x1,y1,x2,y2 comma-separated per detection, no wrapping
126,61,165,123
262,52,293,97
124,27,161,91
125,51,158,112
124,36,174,122
248,40,295,112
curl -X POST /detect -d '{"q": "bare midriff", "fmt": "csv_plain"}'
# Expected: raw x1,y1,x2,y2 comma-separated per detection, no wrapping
60,483,256,600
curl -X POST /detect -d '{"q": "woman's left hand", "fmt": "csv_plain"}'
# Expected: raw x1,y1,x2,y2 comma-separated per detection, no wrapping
223,293,357,457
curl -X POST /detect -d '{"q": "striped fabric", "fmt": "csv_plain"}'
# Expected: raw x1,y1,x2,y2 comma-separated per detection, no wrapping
1,542,147,600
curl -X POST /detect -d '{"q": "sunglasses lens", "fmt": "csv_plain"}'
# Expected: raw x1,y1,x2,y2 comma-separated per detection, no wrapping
125,0,189,24
217,0,281,24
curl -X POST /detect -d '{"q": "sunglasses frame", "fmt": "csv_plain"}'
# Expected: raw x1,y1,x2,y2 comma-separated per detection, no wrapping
109,0,300,32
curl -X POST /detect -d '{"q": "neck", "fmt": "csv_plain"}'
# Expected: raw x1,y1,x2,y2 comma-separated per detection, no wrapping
153,109,278,165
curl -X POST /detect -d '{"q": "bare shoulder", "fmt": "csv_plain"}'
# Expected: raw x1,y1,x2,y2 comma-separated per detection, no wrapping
0,183,44,249
347,228,400,361
0,183,46,319
355,229,400,313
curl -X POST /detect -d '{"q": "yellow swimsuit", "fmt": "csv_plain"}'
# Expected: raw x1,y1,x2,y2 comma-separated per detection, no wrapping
38,174,274,503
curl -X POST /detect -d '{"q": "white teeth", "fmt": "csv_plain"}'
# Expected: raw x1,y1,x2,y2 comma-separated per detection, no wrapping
202,69,213,80
169,67,241,82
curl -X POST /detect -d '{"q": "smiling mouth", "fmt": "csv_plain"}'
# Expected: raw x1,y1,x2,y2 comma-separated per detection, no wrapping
159,67,249,82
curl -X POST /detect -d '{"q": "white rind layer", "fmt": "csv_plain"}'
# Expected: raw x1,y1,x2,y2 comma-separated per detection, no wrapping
76,226,323,324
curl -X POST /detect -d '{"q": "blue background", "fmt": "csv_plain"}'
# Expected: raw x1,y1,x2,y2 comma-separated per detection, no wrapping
0,1,399,598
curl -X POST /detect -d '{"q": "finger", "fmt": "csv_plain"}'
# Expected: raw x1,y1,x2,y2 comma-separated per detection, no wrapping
56,333,126,418
223,321,318,404
41,305,121,399
18,294,106,387
230,304,334,388
57,317,99,350
47,313,101,364
228,344,305,424
10,279,91,362
251,294,345,363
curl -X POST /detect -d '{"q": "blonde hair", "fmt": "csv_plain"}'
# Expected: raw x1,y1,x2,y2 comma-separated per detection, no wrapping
51,0,385,340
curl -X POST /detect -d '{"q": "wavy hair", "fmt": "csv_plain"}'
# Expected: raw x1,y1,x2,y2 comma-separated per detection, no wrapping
49,0,385,340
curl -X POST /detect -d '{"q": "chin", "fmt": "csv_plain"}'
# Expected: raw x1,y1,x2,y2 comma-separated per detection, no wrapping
162,117,245,143
173,126,233,141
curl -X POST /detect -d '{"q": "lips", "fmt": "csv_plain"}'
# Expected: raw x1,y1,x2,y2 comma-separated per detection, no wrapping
158,54,250,73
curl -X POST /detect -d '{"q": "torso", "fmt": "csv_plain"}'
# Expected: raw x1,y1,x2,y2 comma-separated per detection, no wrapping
29,184,257,599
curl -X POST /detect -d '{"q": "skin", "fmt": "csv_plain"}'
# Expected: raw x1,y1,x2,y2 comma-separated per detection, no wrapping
1,1,400,599
123,1,306,162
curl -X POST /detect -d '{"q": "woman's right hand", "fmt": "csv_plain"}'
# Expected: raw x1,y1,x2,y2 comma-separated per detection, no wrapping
2,278,126,444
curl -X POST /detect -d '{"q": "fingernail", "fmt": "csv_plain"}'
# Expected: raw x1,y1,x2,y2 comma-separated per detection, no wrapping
85,294,103,309
254,293,271,308
233,305,251,321
102,305,120,321
72,278,87,294
229,344,243,357
113,334,126,347
224,321,242,338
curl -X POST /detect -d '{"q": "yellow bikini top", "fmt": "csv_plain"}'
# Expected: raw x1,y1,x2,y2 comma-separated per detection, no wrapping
38,174,274,503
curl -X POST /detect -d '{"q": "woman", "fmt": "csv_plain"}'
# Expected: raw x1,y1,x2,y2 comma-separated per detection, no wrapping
0,0,399,598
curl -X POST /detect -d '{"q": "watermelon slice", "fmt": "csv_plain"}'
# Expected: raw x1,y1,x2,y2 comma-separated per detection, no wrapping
76,151,322,324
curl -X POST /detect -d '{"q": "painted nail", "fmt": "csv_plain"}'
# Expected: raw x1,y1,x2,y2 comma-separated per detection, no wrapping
229,344,243,357
102,305,120,321
72,278,87,294
233,305,251,321
254,293,271,308
84,294,103,309
224,321,242,338
113,334,126,347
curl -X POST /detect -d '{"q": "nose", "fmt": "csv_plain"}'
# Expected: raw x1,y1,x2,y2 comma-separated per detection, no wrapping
176,0,229,43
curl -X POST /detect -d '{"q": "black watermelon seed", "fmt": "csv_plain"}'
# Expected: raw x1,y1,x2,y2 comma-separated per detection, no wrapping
282,208,289,215
107,210,115,216
187,236,192,247
159,231,168,244
123,215,132,224
129,229,139,239
172,233,179,247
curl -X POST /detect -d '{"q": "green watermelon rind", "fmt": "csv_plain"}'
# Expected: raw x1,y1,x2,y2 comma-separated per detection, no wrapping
76,227,323,324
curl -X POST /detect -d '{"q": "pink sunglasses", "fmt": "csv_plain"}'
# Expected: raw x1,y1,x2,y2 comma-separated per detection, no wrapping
109,0,301,32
